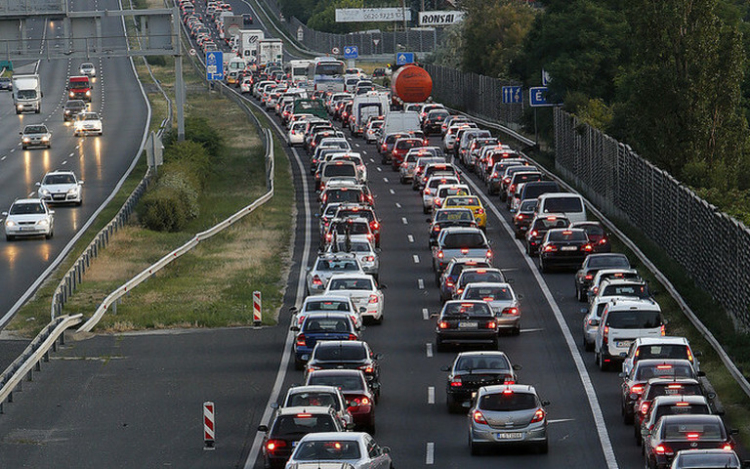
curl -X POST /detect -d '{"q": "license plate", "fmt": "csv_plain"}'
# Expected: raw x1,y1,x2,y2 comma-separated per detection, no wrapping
20,227,35,231
458,321,478,329
561,246,578,251
616,340,631,348
496,432,523,440
665,389,679,395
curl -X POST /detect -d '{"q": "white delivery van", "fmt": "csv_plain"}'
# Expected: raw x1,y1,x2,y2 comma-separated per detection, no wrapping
535,193,587,223
382,111,420,136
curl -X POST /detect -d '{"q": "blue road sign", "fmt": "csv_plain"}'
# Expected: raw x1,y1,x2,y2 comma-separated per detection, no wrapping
344,46,359,59
396,52,415,66
206,51,224,81
529,86,553,107
502,86,522,104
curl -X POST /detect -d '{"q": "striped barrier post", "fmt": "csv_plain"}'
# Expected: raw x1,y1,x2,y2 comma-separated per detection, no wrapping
253,291,261,327
203,401,215,450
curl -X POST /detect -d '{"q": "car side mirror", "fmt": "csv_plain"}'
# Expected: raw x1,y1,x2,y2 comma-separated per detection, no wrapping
346,422,356,430
426,218,432,223
381,446,391,454
270,402,279,409
696,371,706,377
694,350,703,357
542,400,550,406
629,392,639,401
49,210,55,215
380,284,387,290
580,307,588,314
707,392,716,399
359,307,366,313
289,306,298,314
19,132,22,135
374,353,383,360
619,352,627,358
618,372,626,378
730,428,739,435
290,325,300,332
430,312,438,319
35,182,41,187
257,424,268,432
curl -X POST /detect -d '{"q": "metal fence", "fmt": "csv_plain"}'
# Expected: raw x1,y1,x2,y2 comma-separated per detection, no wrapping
554,108,750,330
259,0,440,55
424,64,525,129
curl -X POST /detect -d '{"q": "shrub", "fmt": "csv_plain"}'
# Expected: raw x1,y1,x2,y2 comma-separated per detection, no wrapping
163,140,211,188
164,117,222,158
147,56,167,67
138,185,191,232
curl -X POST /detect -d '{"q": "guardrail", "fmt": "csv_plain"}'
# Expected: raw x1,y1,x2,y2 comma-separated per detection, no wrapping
0,314,82,413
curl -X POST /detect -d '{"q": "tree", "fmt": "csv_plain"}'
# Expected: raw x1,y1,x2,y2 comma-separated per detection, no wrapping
460,0,536,79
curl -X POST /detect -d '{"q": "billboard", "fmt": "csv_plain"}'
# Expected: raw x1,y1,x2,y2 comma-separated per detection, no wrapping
335,8,412,23
418,11,465,26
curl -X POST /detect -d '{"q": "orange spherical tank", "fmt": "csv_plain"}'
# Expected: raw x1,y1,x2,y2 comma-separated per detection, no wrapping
391,64,433,103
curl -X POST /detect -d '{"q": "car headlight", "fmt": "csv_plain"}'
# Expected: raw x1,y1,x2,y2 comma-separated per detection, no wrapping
17,104,23,110
86,90,91,96
42,136,50,142
40,188,50,196
37,219,49,226
69,91,75,97
67,188,78,195
5,220,15,227
22,137,30,143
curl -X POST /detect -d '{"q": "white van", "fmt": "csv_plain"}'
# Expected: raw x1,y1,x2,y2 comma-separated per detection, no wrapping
594,298,665,371
382,111,420,136
536,193,587,223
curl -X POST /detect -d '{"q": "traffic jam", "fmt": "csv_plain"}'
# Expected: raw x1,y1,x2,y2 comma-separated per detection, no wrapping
176,1,746,466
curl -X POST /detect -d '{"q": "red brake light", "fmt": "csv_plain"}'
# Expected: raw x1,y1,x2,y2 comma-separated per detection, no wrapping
640,401,650,415
656,365,672,370
266,439,287,452
502,307,519,316
450,377,462,387
530,408,546,423
660,324,666,336
438,321,449,329
686,433,700,440
630,385,644,395
368,294,378,304
473,410,487,424
296,333,306,347
486,250,493,259
359,365,374,374
348,333,357,340
584,274,593,280
437,250,444,259
312,275,323,286
486,320,497,329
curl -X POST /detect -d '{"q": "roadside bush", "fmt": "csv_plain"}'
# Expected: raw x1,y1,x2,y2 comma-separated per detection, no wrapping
163,140,212,188
138,185,191,232
147,56,167,66
164,117,223,158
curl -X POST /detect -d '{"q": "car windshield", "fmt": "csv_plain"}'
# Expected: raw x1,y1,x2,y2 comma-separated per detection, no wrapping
307,374,365,392
293,440,361,460
579,224,605,236
589,255,630,268
328,278,373,291
324,165,356,178
336,210,375,222
315,345,366,361
10,203,44,215
333,222,369,236
460,272,504,285
316,259,359,271
24,125,47,134
534,218,570,229
464,286,512,301
442,302,492,317
80,113,98,121
457,355,510,371
442,232,486,249
44,174,76,185
436,210,474,222
17,90,37,99
607,310,661,328
326,190,362,204
663,421,724,440
287,392,338,409
636,363,694,380
303,318,350,333
676,452,739,466
271,414,337,436
479,392,537,411
304,300,351,312
519,200,538,212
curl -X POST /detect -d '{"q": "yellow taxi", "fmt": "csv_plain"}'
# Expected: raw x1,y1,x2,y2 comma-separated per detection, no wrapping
443,195,486,229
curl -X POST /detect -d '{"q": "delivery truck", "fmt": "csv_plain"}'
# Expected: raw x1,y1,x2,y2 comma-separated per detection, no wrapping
12,74,42,114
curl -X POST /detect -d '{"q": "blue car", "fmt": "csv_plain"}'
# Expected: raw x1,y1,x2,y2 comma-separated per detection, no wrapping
291,312,360,370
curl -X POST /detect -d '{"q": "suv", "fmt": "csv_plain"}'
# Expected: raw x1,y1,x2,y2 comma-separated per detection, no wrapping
622,336,700,376
594,298,665,371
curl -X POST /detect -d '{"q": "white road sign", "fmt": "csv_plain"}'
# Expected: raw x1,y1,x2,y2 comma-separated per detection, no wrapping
418,11,464,26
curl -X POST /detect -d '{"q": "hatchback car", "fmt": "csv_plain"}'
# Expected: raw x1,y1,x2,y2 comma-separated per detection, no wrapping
306,253,364,295
459,282,521,335
285,432,392,468
669,449,747,469
634,378,708,445
442,195,486,229
434,300,498,351
0,76,11,91
468,384,549,454
525,214,571,256
538,228,593,272
277,385,353,429
305,371,376,433
20,124,52,149
643,414,736,469
79,62,96,77
306,341,382,402
36,170,83,205
74,111,103,136
3,198,55,240
428,208,477,247
638,395,711,448
574,253,631,302
323,274,384,324
442,351,520,413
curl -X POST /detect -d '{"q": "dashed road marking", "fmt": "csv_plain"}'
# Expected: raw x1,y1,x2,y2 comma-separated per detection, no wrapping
383,177,389,183
408,235,414,243
376,167,382,172
428,387,435,404
418,278,424,289
426,442,435,464
422,308,429,320
395,203,401,208
426,343,433,358
402,217,408,225
412,255,420,264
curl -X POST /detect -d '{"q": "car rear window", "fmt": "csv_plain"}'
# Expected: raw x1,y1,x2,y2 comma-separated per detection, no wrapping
324,164,356,178
316,259,359,271
326,189,363,204
589,255,630,268
272,414,337,436
522,183,559,200
460,272,504,285
542,197,583,213
653,403,709,421
456,355,510,371
479,392,537,411
663,421,724,440
294,440,361,460
304,318,351,332
601,284,650,299
548,230,587,242
436,210,474,222
635,363,694,380
307,374,365,392
442,302,493,317
606,310,662,328
315,345,366,361
445,196,480,206
637,345,689,361
287,392,339,409
442,232,487,249
464,286,513,301
333,222,369,236
304,300,351,312
533,218,570,230
676,452,739,467
328,277,372,290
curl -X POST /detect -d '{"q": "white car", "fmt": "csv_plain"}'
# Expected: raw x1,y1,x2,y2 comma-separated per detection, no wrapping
284,432,392,469
36,170,83,205
291,294,362,328
3,198,54,241
288,120,308,146
79,62,96,77
324,273,385,324
74,111,103,136
325,234,380,280
458,281,521,335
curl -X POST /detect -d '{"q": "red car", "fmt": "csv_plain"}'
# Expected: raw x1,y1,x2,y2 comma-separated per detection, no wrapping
390,138,425,171
306,369,376,433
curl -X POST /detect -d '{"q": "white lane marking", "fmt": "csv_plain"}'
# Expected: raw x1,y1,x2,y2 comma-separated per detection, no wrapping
376,167,382,172
389,189,395,194
461,174,619,469
521,327,544,333
412,255,420,264
408,235,414,243
395,203,401,208
354,143,360,148
422,308,429,320
27,192,34,197
402,217,408,225
383,177,389,183
426,343,433,358
428,386,435,404
426,442,435,464
418,278,424,289
1,156,5,160
61,160,67,165
549,418,576,424
369,158,374,163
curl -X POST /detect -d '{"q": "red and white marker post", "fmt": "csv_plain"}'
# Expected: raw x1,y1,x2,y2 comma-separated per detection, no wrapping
203,401,215,450
253,291,262,327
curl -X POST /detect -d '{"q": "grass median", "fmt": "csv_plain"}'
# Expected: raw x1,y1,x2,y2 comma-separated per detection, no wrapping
8,52,294,335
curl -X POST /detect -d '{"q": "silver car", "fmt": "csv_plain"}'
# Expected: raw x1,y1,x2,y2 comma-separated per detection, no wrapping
468,384,549,455
306,253,364,295
459,282,521,335
326,234,380,280
20,124,51,149
285,432,392,469
581,296,612,351
3,198,55,241
277,385,353,428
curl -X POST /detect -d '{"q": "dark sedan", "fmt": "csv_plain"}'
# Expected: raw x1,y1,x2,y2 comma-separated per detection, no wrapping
574,252,631,302
441,351,520,413
306,340,382,403
643,414,737,469
428,208,477,247
434,300,498,352
539,228,593,272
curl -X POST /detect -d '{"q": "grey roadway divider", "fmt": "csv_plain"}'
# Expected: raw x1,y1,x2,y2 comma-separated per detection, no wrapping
466,111,750,401
0,314,83,413
78,128,274,332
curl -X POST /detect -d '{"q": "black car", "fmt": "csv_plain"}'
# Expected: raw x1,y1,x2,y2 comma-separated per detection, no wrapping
539,228,593,272
441,351,520,413
574,253,631,302
306,340,382,402
434,300,498,352
63,99,87,121
0,76,11,91
258,406,344,469
428,208,477,247
512,199,538,239
525,214,570,256
423,109,451,135
643,414,737,469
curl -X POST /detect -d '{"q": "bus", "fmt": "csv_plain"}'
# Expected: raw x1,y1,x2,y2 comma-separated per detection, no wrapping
288,59,312,82
307,57,345,93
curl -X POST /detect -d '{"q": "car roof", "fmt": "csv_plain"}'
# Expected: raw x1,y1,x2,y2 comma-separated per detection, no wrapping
276,406,336,416
296,431,367,442
463,281,512,289
456,351,510,359
479,384,536,394
634,358,693,368
633,336,690,346
650,395,707,405
287,385,342,394
13,198,44,204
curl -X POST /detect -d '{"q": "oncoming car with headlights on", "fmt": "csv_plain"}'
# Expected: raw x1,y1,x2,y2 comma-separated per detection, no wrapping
3,198,54,241
74,111,103,136
20,124,51,149
36,170,83,205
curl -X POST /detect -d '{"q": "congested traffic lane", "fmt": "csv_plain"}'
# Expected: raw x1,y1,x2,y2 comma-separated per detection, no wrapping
0,0,149,324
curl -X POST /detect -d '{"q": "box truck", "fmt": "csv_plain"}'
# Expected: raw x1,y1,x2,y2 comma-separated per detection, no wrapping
12,74,42,114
